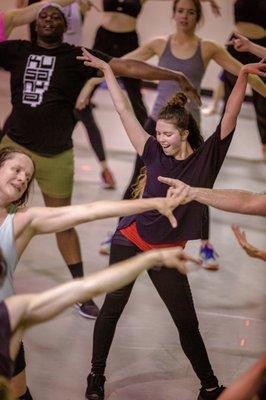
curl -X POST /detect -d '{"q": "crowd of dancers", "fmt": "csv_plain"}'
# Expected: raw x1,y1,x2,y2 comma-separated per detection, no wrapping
0,0,265,399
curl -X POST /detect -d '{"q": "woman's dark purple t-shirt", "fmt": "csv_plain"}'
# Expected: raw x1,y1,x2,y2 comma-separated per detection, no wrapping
118,121,235,243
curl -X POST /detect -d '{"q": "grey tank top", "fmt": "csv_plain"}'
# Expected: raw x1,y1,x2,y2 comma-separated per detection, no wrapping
151,37,205,125
0,213,18,300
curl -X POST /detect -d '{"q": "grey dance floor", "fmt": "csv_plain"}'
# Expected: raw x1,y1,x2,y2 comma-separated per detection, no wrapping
0,77,265,399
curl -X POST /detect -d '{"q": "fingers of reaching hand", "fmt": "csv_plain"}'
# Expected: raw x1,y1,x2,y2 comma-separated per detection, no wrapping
160,247,202,274
165,210,177,228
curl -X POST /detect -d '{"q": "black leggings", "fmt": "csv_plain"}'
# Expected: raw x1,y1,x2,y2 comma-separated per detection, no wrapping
224,35,266,144
121,117,210,240
91,242,218,388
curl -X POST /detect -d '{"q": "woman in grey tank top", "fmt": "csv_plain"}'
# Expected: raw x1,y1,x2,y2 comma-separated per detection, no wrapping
117,0,266,268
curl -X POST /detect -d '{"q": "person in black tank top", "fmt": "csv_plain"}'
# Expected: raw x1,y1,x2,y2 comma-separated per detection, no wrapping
223,0,266,159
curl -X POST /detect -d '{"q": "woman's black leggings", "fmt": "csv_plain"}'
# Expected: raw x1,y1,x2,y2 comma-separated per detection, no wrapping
90,242,218,388
224,35,266,144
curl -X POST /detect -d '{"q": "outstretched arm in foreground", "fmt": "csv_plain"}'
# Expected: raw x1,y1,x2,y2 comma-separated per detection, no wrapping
231,225,266,262
15,196,182,256
5,247,200,358
218,354,266,400
157,177,266,217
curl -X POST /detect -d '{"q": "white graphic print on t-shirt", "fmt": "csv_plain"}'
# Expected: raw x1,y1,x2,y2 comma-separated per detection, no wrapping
23,55,56,107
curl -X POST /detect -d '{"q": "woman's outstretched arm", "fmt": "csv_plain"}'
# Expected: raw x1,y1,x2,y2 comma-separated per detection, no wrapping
158,176,266,216
5,247,199,340
15,196,181,253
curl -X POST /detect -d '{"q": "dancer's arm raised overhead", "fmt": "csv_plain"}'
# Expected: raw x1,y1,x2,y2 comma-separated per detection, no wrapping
77,49,154,155
4,247,199,356
158,177,266,217
203,42,266,97
4,0,82,38
220,60,266,138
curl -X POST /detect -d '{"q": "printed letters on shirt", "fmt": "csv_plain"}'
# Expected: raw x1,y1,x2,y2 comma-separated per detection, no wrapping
23,54,56,107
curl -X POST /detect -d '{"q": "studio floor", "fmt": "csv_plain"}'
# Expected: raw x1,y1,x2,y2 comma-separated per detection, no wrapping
0,75,265,399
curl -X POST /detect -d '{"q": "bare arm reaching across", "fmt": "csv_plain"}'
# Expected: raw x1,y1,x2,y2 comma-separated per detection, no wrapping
157,177,266,217
14,196,181,257
3,247,200,359
218,354,266,400
78,48,201,107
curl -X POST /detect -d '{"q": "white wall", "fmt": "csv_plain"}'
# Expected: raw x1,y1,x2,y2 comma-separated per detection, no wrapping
2,0,235,89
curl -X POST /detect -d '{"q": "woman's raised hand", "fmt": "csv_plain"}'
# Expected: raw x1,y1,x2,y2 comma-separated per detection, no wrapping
77,47,110,72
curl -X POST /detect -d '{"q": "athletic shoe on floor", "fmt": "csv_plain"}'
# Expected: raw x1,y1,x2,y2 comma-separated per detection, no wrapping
101,168,116,189
75,299,99,319
198,385,226,399
99,232,113,255
85,373,106,400
199,243,219,270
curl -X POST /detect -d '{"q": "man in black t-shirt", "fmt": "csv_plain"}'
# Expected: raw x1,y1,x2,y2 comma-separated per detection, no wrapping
0,4,199,308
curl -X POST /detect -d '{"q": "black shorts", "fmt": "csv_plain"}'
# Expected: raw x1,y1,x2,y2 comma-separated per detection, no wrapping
93,26,139,57
13,342,26,376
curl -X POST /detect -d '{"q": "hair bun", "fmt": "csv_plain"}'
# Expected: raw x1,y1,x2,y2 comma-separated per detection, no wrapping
167,92,187,108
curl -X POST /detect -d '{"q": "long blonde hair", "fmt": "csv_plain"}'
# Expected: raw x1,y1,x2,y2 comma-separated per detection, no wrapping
131,166,147,199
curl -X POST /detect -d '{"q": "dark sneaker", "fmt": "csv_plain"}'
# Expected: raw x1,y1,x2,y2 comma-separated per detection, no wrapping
101,168,116,190
198,385,226,400
75,300,99,319
85,373,106,400
199,243,219,270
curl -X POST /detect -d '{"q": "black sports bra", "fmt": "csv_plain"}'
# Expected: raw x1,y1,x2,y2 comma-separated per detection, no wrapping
234,0,266,30
103,0,142,18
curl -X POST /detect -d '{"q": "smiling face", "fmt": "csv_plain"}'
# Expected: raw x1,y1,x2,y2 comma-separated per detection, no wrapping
0,153,34,206
156,119,187,158
36,6,67,42
173,0,198,33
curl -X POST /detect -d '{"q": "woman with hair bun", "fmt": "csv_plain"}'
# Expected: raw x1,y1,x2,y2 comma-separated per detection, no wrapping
98,0,266,266
78,48,266,400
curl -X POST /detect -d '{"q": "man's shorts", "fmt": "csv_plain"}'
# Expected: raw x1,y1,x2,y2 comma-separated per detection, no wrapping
0,136,74,198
